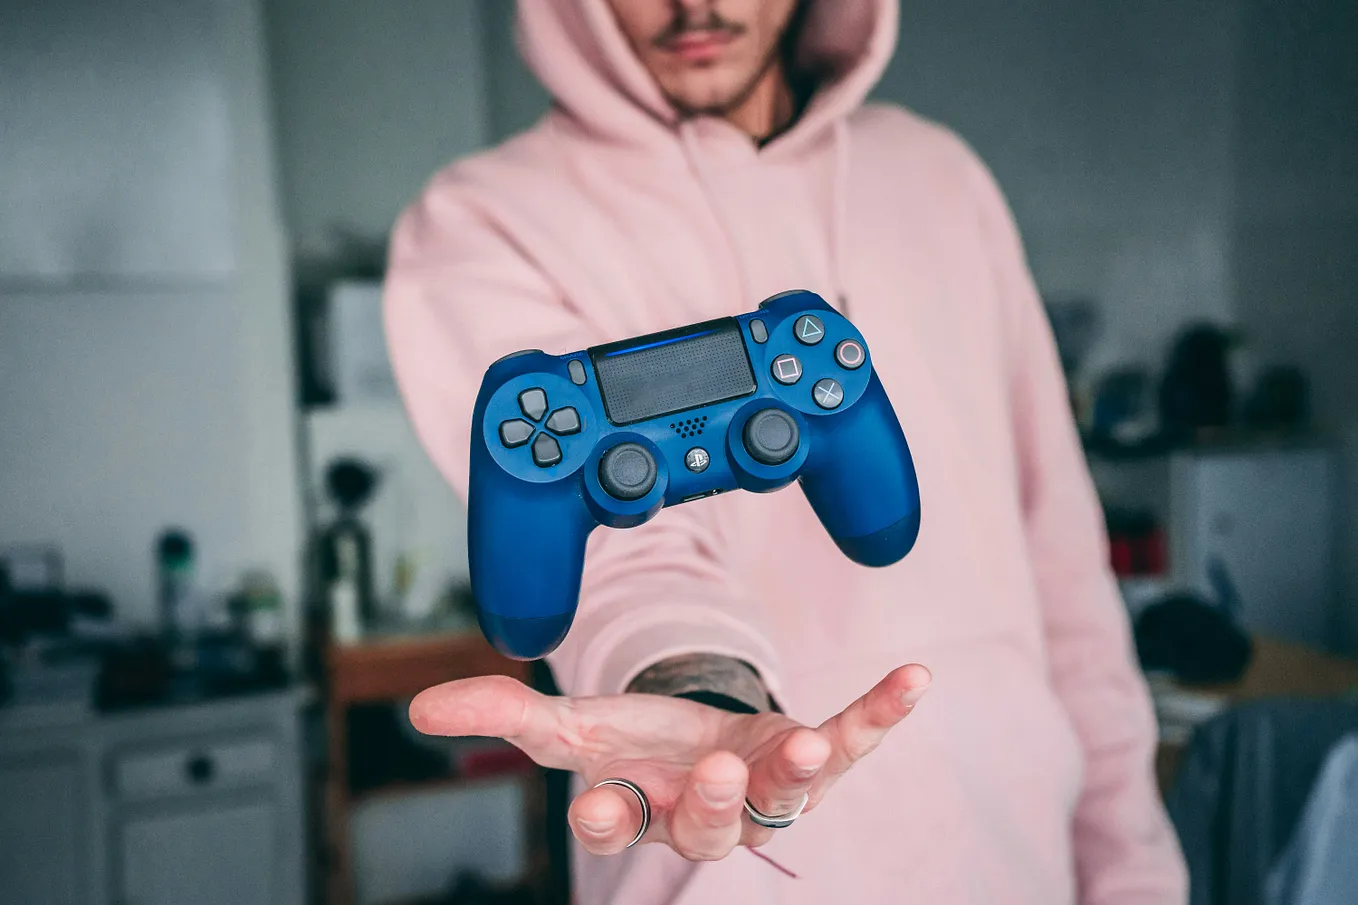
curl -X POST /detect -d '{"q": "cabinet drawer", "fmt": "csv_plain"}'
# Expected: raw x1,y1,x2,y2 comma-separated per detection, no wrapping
112,736,277,800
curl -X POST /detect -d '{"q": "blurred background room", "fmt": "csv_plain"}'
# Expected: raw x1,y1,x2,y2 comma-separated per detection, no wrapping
1,1,1355,904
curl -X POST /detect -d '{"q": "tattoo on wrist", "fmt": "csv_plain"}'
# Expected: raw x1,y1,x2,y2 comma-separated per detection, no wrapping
627,653,772,713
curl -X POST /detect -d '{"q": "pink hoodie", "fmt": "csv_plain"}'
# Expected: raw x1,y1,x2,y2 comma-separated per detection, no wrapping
384,1,1187,902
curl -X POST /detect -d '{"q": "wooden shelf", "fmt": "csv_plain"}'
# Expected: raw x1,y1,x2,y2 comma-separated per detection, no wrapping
327,627,529,703
322,626,551,905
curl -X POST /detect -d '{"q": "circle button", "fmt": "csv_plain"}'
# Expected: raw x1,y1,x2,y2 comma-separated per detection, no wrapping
813,378,845,410
684,447,711,473
794,315,826,345
743,409,800,466
599,443,657,501
835,339,865,370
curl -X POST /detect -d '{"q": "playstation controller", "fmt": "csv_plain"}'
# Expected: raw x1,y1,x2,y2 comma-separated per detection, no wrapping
467,290,921,659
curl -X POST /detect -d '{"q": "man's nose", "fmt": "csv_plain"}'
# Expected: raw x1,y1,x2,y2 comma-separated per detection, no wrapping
673,0,712,17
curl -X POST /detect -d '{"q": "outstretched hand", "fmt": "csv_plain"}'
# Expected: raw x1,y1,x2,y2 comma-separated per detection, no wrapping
409,663,930,861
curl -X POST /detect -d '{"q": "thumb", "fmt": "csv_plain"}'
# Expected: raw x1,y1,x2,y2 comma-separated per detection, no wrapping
409,675,580,772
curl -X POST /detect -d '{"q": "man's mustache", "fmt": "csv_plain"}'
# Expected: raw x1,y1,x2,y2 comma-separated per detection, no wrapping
652,8,747,47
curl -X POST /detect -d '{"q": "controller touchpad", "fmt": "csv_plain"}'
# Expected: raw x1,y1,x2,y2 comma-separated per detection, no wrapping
590,318,756,425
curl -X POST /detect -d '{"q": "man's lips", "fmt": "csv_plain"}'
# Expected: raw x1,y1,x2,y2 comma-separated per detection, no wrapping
661,29,737,63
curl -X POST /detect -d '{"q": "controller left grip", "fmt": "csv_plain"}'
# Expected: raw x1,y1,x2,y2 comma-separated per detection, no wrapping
468,476,594,660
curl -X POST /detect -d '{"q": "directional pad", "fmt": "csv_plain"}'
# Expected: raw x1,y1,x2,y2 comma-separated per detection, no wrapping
532,433,562,467
519,388,548,421
545,407,580,435
498,419,534,448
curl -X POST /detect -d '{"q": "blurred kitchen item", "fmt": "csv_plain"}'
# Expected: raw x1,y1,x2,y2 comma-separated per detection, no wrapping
1091,367,1159,450
1106,508,1168,578
323,280,399,406
0,583,113,647
0,544,63,591
229,568,285,647
156,529,199,670
1159,322,1237,444
1244,365,1310,433
320,458,380,642
1135,588,1253,685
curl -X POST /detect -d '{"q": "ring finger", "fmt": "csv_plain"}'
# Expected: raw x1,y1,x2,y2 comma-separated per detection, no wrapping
742,727,830,843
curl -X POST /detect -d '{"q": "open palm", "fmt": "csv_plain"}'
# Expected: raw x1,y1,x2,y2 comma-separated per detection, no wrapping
409,663,930,861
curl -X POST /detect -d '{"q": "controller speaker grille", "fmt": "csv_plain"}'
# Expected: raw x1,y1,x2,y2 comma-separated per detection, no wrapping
669,415,708,440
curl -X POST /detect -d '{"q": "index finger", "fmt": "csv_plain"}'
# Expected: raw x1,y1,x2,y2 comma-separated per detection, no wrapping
816,663,931,781
408,675,580,772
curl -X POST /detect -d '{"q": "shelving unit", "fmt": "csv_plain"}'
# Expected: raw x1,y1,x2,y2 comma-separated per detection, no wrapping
322,627,553,905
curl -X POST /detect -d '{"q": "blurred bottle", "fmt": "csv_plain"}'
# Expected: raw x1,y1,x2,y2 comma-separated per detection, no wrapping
156,528,198,670
231,568,284,648
320,458,379,642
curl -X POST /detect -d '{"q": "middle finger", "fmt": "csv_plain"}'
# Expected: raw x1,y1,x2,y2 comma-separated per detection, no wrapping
667,751,749,861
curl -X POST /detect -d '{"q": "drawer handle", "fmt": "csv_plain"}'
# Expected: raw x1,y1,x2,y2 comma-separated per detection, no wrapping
185,753,216,785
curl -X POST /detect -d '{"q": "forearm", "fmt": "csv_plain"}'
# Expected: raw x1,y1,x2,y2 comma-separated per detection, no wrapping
627,653,775,714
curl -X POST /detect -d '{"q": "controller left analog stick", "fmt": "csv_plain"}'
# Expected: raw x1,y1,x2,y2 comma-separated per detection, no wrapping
599,443,657,501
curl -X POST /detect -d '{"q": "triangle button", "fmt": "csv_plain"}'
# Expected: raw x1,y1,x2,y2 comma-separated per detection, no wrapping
794,315,825,345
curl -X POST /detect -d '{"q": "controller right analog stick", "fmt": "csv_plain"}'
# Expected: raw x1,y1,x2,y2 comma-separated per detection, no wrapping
599,443,657,501
743,408,800,466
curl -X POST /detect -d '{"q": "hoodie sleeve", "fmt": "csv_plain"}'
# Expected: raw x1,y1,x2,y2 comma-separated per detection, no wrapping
963,157,1189,904
383,175,784,701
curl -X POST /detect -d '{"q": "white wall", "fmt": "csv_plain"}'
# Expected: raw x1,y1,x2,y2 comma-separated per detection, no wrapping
0,0,302,634
480,0,550,143
264,0,491,267
881,0,1240,375
1229,0,1358,650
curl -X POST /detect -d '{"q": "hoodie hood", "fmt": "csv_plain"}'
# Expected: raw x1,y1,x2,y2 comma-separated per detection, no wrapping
517,0,899,155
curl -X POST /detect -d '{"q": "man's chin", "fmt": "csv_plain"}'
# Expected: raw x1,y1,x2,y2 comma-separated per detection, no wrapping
665,84,745,119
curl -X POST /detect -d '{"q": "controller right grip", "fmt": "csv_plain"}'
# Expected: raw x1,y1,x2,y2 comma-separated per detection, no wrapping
468,476,595,660
797,373,921,567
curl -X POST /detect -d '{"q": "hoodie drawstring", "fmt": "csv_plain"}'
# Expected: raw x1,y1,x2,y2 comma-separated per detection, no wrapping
829,119,852,314
677,123,754,307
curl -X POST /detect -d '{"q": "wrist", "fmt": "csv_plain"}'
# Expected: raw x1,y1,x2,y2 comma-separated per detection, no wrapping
627,653,775,714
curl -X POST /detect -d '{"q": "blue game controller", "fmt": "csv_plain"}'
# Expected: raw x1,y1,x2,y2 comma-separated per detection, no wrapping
468,290,921,659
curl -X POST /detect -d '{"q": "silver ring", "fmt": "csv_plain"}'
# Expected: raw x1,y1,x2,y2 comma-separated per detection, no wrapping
593,778,650,848
743,792,809,829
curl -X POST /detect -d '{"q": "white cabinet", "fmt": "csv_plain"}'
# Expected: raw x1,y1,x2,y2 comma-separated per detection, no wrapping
0,690,307,905
0,755,88,905
117,799,278,905
1092,446,1338,649
1169,448,1337,648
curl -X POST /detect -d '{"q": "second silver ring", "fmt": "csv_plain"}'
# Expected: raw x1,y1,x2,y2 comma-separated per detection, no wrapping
743,792,809,829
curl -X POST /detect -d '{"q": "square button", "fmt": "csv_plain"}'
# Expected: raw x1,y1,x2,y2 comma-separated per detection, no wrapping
771,354,803,385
